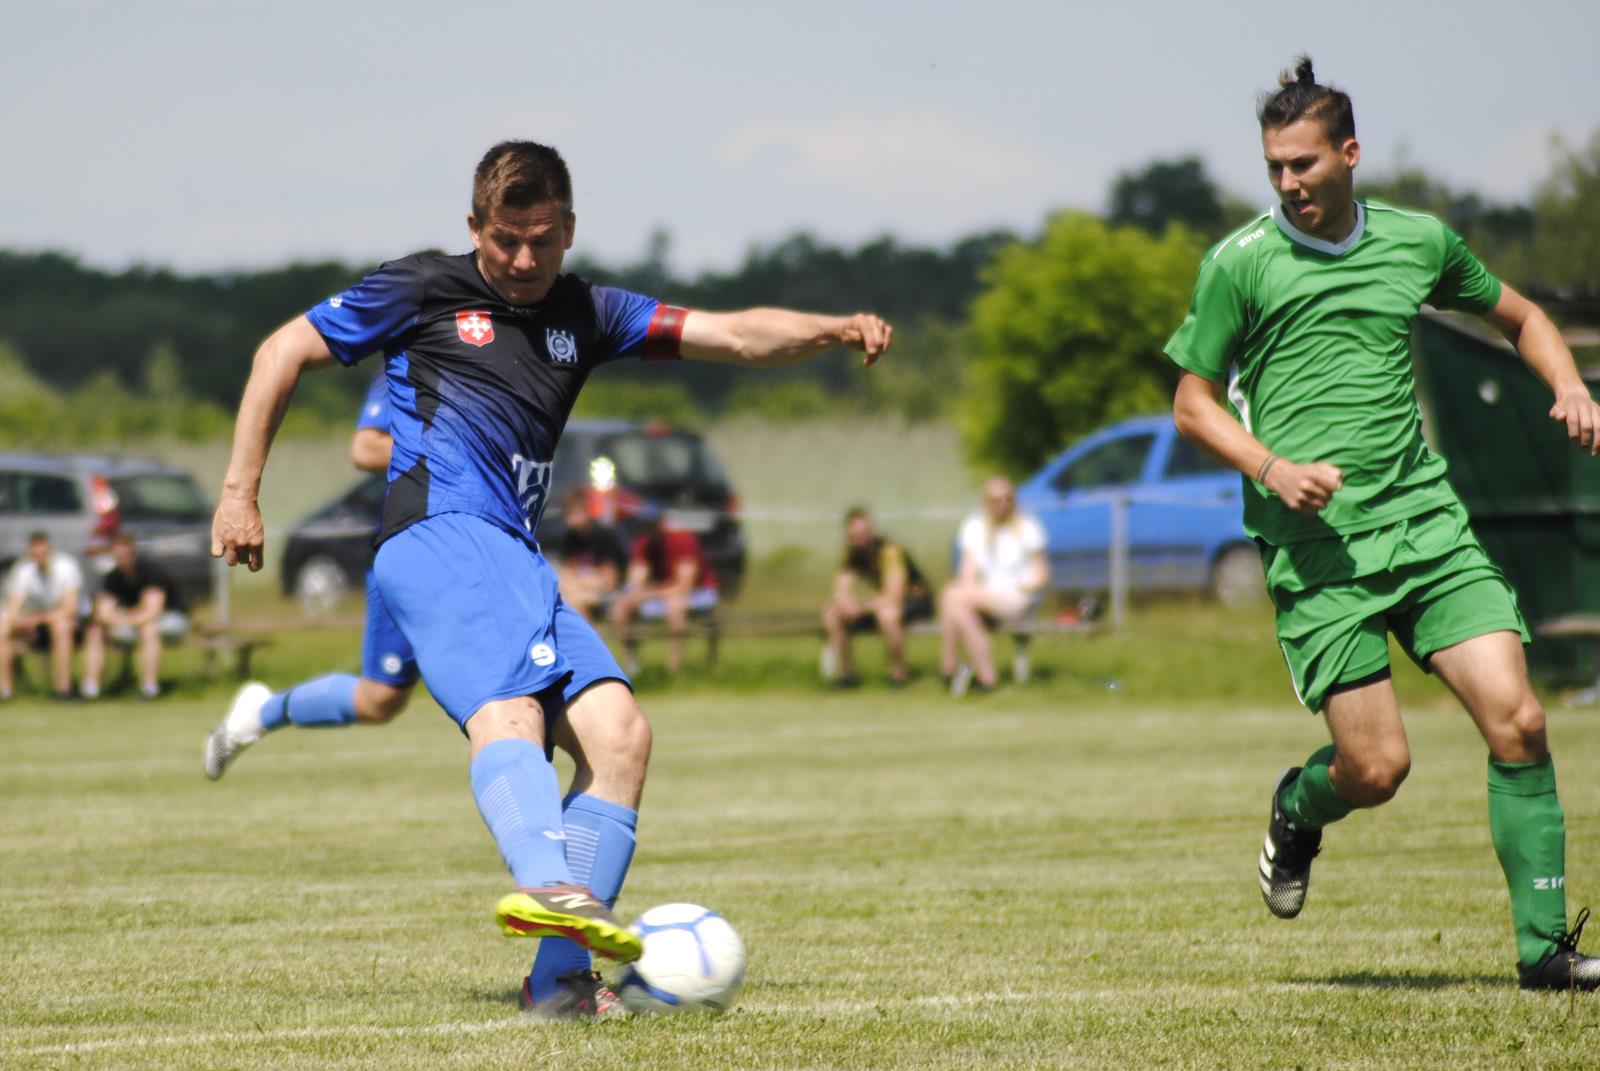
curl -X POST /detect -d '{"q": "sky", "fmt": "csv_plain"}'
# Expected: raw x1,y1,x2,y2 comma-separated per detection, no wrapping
3,0,1596,276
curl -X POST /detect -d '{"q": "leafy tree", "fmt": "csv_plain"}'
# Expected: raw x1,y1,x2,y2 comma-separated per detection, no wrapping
963,212,1205,475
1109,157,1227,238
1530,130,1600,297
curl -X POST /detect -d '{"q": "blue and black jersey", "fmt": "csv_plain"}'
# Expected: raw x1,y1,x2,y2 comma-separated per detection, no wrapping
355,369,390,434
306,252,684,546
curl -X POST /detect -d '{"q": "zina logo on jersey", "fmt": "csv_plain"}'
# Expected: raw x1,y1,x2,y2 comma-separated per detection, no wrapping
545,328,579,364
456,310,495,347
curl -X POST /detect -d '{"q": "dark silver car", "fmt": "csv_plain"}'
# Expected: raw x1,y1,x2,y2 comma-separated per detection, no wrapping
0,453,214,608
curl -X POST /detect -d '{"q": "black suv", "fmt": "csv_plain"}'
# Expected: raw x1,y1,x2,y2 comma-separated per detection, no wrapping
281,420,746,615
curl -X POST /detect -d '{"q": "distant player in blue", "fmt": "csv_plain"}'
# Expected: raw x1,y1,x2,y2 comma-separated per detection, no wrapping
203,368,417,782
207,141,894,1019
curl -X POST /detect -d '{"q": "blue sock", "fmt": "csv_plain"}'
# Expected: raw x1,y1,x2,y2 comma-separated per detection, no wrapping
527,792,639,1002
258,674,360,731
469,740,573,888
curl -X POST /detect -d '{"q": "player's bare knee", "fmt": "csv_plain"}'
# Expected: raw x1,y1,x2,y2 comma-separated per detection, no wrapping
1487,696,1548,762
1336,750,1410,806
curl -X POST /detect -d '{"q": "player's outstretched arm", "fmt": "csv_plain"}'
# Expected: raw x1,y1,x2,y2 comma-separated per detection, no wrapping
679,309,892,367
213,316,337,571
1173,372,1342,514
1484,284,1600,456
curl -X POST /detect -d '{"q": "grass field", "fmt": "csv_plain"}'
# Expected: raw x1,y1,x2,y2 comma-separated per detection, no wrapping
5,625,1600,1069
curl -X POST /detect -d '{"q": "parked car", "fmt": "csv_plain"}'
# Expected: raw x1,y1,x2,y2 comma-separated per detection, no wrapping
1014,416,1264,605
281,420,747,615
0,453,215,608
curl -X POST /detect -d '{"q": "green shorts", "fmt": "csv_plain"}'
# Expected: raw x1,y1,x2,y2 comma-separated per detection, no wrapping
1262,500,1528,713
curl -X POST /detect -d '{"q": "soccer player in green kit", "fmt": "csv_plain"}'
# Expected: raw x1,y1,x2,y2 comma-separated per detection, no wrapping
1166,56,1600,990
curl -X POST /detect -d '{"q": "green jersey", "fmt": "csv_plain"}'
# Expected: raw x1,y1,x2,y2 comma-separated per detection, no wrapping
1164,198,1502,545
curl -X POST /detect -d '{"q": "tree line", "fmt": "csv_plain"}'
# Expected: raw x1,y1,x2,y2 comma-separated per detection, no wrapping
1,130,1595,468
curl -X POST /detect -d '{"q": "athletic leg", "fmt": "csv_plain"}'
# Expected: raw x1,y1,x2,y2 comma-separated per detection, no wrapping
872,598,908,683
527,680,651,1000
822,599,857,681
1429,631,1581,979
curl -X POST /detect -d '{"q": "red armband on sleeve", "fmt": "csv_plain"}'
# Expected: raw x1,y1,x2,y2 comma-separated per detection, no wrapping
642,304,689,362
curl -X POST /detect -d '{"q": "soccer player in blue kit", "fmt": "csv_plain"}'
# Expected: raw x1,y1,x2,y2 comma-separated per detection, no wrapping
203,368,417,782
209,141,893,1018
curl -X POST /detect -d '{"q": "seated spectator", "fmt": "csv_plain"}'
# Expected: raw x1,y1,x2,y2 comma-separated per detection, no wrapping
552,490,628,622
609,508,718,675
0,531,87,701
82,532,188,700
940,476,1050,695
821,507,932,686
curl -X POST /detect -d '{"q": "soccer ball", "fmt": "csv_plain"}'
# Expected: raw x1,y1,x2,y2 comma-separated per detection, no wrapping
615,903,747,1013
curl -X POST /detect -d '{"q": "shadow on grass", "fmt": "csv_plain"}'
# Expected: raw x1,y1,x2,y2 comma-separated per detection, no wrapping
1292,971,1514,990
466,985,522,1007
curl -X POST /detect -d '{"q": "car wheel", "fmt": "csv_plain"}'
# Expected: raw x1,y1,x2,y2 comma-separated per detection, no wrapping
294,555,350,617
1210,544,1266,607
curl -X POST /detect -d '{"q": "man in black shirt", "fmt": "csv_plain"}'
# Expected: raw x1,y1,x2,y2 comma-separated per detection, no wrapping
83,532,187,700
552,490,628,621
822,507,931,686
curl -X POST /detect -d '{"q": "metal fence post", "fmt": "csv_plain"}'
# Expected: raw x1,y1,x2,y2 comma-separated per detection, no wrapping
1109,493,1128,630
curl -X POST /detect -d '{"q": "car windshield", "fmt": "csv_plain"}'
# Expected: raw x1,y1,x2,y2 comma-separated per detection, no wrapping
110,474,210,521
594,432,726,493
1049,433,1155,493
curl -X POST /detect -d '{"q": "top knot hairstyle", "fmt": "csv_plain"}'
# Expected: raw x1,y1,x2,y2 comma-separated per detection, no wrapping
472,141,573,220
1257,55,1356,143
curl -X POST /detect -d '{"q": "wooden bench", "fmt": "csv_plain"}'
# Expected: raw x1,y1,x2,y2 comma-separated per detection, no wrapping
1535,614,1600,705
189,616,360,681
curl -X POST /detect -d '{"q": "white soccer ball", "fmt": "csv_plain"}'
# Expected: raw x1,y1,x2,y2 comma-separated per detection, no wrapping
615,903,747,1013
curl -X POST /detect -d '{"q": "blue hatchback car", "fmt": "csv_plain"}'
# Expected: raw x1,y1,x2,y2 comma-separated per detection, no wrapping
1014,415,1265,605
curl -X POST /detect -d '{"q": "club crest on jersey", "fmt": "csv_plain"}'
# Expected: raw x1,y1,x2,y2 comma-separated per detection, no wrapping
456,310,495,347
545,328,579,364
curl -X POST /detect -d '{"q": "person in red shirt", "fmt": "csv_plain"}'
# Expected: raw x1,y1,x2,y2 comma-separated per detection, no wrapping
608,509,717,675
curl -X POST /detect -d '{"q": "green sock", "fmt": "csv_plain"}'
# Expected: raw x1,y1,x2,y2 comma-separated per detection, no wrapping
1279,744,1353,830
1487,757,1568,968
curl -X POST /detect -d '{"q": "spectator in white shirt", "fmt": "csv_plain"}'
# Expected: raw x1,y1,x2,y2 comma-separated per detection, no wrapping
1,532,86,700
939,476,1050,694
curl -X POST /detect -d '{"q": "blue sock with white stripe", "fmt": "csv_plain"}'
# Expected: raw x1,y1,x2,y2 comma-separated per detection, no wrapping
469,740,573,888
526,792,639,1002
258,674,359,731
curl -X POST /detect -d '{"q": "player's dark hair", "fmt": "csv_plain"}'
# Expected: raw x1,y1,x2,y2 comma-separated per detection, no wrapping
843,506,869,525
473,141,573,219
1257,55,1355,144
27,530,49,545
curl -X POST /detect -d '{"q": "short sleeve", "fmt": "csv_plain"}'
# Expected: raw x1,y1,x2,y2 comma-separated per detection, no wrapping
306,259,427,366
355,370,390,432
56,555,84,590
1164,256,1248,382
1427,226,1502,314
957,515,985,557
588,285,663,363
1019,515,1047,554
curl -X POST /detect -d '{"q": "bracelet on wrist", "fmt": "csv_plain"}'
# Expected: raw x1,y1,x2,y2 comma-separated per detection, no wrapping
1256,454,1280,483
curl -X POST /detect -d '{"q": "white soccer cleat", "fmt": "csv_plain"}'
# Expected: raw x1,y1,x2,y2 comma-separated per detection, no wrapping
204,681,273,781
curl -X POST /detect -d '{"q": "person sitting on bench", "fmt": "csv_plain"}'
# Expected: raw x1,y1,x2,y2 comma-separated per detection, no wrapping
609,507,718,675
939,476,1049,695
82,531,188,700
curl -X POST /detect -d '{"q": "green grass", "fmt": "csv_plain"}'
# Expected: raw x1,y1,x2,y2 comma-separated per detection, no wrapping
4,632,1600,1068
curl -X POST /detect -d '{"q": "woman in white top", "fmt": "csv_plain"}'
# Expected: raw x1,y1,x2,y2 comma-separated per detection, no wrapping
939,476,1050,693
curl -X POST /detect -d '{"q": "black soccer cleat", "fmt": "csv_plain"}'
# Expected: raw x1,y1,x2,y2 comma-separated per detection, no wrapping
1519,907,1600,992
1258,767,1322,920
521,970,630,1019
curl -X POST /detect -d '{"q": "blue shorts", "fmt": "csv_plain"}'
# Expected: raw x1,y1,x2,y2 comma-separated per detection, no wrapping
373,513,630,729
361,570,419,687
